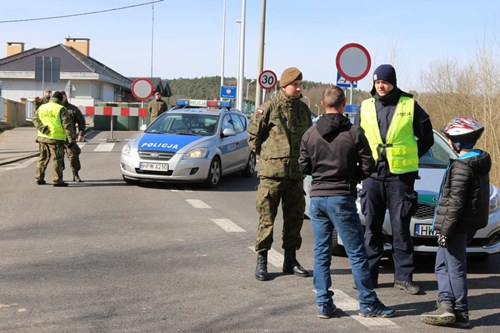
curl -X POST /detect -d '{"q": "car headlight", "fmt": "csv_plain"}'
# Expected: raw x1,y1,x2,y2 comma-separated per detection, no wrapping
490,184,499,213
122,143,131,156
182,147,209,160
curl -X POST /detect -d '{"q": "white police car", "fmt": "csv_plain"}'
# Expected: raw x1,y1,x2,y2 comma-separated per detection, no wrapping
304,129,500,257
120,99,256,187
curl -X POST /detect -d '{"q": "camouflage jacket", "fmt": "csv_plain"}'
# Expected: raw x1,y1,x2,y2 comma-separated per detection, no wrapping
34,96,50,111
148,99,168,120
64,102,86,138
248,90,313,179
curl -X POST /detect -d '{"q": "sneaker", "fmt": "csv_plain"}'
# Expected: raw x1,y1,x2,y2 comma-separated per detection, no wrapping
421,302,455,326
394,279,421,295
317,303,337,319
453,309,470,328
359,301,396,318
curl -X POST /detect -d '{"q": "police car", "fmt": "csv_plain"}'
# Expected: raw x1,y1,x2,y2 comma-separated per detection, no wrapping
120,99,256,187
304,128,500,257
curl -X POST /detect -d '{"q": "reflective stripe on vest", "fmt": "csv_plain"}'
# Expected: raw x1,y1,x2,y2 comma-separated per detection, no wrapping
360,96,418,174
37,102,66,141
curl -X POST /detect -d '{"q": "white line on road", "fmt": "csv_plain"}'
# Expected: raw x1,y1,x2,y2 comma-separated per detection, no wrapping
330,289,400,330
211,219,246,232
186,199,211,209
94,143,115,152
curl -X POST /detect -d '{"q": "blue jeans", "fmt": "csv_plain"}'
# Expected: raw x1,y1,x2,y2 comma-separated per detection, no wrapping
310,195,378,308
435,232,468,310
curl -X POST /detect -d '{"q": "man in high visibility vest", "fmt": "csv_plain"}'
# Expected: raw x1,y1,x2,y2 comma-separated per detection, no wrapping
354,64,434,295
32,91,75,187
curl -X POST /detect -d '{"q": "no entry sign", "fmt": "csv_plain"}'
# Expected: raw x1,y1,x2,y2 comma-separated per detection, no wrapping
131,78,154,100
335,43,371,82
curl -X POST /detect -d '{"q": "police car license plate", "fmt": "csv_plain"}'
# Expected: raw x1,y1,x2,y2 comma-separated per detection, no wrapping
140,162,169,171
414,224,438,237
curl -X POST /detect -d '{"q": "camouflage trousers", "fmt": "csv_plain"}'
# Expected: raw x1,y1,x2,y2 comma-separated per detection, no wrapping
36,142,66,183
65,143,81,172
254,177,305,252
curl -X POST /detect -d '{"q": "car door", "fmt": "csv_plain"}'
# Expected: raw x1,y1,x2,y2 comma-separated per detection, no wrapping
219,113,240,172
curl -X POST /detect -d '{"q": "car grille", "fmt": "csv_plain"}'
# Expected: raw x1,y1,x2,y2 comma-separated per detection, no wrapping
138,150,175,161
135,169,173,176
413,203,435,219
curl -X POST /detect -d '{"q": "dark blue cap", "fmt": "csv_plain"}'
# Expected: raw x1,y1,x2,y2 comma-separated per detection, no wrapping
373,64,397,86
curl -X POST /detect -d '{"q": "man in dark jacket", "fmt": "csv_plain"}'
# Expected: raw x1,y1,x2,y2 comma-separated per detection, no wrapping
61,90,86,182
421,116,490,328
299,85,395,319
354,64,434,294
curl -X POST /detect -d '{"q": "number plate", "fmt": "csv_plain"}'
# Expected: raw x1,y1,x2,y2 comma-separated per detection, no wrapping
140,162,169,171
414,224,438,237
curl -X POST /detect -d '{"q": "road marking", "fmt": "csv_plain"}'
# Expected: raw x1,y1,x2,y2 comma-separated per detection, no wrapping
211,219,246,232
248,247,283,268
186,199,211,209
330,289,400,330
94,143,115,152
0,157,37,171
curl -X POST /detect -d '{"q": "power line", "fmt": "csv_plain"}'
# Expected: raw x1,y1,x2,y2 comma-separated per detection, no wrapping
0,0,164,24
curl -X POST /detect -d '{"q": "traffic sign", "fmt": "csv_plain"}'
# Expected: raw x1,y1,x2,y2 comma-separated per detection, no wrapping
337,72,358,88
335,43,371,82
220,85,237,99
258,70,277,90
131,78,154,100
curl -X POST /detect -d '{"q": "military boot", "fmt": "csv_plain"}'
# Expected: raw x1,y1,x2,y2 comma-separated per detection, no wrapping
283,250,309,277
421,301,456,326
73,171,82,182
255,251,269,281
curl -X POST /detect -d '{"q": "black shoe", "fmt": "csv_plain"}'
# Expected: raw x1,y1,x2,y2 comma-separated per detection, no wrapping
394,279,421,295
255,251,269,281
283,250,310,277
53,182,69,187
72,172,82,182
452,309,470,328
36,179,46,185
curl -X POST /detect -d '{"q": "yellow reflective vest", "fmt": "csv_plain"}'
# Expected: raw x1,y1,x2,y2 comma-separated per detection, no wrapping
36,101,67,141
360,96,419,174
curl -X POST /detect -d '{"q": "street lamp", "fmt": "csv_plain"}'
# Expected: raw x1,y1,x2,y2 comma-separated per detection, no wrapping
246,79,255,100
236,0,246,111
220,0,227,90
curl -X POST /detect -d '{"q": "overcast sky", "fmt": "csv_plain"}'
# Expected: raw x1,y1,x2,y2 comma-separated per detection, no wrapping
1,0,499,91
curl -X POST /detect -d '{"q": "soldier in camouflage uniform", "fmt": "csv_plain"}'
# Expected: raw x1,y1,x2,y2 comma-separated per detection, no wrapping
34,89,52,110
248,67,313,281
61,91,86,182
148,92,168,121
32,91,75,187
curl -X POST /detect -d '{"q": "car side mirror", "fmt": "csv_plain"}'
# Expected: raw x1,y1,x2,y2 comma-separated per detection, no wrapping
221,128,236,137
139,124,147,131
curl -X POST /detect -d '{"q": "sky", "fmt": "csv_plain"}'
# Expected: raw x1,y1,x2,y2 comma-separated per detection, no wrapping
1,0,499,92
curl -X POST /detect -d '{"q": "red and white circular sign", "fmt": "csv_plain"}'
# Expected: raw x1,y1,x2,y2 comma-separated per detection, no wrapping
258,70,277,90
131,78,154,100
335,43,371,82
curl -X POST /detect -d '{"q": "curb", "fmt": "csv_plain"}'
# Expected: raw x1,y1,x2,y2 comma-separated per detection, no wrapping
0,152,39,166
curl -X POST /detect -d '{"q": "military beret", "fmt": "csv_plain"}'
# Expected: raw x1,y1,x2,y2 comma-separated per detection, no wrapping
280,67,303,88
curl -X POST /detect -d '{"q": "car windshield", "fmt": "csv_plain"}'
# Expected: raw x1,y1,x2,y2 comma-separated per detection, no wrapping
146,113,219,136
419,132,458,168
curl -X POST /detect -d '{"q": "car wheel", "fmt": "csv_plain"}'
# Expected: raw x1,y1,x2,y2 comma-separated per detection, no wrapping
331,227,347,257
242,152,256,177
123,176,140,185
204,157,221,188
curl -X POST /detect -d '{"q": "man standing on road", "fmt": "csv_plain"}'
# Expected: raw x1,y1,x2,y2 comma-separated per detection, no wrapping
299,85,395,319
248,67,313,281
60,91,86,182
32,91,75,187
354,64,434,294
34,89,52,111
148,92,168,121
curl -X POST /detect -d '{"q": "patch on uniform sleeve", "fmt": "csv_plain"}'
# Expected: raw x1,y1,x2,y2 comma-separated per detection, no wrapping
256,109,264,115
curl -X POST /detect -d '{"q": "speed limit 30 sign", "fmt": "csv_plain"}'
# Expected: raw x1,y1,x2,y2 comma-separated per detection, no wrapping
258,70,277,90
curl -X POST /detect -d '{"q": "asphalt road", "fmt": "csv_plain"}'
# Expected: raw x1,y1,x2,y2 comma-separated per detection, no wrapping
0,129,499,332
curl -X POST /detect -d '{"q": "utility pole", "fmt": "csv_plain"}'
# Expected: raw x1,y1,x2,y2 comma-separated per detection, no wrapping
255,0,266,107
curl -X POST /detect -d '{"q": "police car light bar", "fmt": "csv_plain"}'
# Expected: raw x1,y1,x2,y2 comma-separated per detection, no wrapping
176,99,232,109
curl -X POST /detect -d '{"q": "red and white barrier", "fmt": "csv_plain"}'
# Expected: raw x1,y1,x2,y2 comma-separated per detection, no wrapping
84,106,148,117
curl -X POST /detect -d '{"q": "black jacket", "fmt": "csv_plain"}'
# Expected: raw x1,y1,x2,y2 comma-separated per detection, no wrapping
433,150,491,237
299,113,374,197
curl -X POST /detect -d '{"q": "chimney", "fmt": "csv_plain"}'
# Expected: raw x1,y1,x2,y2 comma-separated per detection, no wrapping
7,42,25,57
65,37,90,56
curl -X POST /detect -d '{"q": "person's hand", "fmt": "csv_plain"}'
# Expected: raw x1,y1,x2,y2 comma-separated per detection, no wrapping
41,125,50,135
437,234,447,248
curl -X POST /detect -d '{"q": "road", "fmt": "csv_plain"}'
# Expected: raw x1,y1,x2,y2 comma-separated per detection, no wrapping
0,130,499,332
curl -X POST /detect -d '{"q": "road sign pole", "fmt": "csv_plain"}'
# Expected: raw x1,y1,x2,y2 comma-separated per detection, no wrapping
349,82,353,105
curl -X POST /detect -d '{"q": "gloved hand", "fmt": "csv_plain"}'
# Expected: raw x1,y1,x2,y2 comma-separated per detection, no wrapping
437,234,447,248
41,125,50,135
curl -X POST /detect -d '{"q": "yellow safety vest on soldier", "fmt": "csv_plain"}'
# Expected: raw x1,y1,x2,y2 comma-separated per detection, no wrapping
360,96,419,174
36,101,70,141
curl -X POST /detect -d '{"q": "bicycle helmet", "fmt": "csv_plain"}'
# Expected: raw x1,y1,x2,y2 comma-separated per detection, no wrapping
441,116,484,151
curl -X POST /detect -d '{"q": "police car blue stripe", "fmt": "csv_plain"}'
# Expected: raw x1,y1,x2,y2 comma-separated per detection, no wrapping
138,133,200,152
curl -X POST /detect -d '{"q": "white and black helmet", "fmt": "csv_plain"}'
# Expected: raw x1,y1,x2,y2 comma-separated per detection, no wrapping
441,116,484,146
